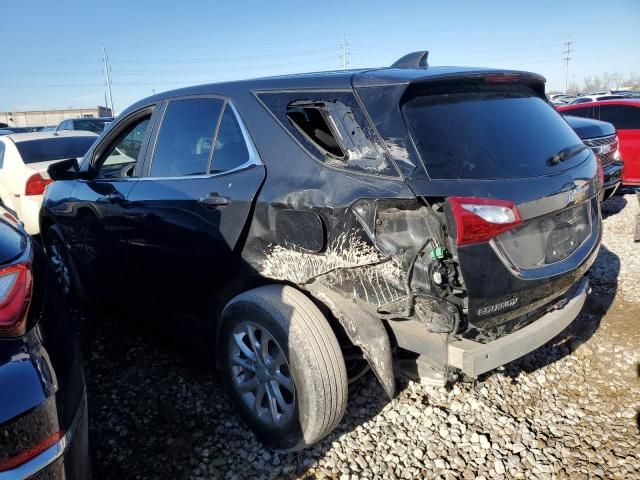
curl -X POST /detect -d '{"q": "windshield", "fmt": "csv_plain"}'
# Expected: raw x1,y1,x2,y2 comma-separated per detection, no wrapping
403,88,586,179
15,136,96,164
74,119,111,133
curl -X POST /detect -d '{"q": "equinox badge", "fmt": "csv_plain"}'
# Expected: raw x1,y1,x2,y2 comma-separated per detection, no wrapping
477,298,519,316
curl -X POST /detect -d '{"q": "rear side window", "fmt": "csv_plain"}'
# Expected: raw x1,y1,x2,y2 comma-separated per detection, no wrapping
210,105,249,173
0,142,4,169
150,98,224,177
15,136,96,164
258,91,396,176
598,105,640,130
403,87,585,180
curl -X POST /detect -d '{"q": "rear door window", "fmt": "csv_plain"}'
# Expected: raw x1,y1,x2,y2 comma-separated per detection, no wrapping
402,87,586,180
150,98,223,177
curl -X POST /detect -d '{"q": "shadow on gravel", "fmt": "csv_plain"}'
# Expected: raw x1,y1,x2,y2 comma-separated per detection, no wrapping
601,195,627,219
494,243,619,381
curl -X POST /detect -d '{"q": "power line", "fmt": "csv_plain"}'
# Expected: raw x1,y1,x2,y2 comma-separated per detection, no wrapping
0,47,337,64
563,35,573,94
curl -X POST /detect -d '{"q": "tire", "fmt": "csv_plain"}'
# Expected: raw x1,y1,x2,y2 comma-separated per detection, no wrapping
44,225,87,305
219,284,348,451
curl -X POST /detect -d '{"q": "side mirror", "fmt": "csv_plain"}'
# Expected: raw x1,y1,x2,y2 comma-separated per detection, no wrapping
47,158,80,181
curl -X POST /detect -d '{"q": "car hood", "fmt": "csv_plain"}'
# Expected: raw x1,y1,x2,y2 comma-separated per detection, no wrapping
563,115,615,139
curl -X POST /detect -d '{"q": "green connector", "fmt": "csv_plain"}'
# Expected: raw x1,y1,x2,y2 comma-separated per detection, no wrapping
430,247,446,260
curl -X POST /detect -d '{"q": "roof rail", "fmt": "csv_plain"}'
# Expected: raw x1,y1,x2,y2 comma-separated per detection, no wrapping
391,51,429,69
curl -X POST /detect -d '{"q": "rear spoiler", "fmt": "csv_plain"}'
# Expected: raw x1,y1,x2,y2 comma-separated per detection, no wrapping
354,67,547,99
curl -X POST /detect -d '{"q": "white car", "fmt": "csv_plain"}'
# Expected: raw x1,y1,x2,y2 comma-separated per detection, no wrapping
0,131,97,235
568,94,627,105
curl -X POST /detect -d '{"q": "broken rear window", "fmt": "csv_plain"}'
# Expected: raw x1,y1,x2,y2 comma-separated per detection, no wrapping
257,91,397,176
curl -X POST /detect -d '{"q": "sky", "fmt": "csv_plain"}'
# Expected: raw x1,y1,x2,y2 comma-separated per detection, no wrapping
1,0,639,115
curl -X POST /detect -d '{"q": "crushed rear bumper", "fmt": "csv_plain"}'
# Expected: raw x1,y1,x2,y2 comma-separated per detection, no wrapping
388,277,589,378
447,277,589,377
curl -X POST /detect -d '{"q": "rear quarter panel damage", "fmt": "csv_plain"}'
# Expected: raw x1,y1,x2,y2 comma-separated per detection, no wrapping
229,87,441,395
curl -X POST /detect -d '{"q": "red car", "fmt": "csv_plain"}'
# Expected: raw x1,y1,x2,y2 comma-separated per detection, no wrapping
558,99,640,185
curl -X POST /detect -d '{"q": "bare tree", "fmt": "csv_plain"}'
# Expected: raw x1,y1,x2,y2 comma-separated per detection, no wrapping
621,72,640,89
581,72,640,92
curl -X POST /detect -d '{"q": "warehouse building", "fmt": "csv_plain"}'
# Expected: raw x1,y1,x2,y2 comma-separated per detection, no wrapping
0,106,113,128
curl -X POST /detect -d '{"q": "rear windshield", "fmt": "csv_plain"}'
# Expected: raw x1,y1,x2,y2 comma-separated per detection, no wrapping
403,88,585,179
15,136,96,164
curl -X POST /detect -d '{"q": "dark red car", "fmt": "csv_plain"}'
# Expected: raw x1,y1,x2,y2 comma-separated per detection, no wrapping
558,99,640,185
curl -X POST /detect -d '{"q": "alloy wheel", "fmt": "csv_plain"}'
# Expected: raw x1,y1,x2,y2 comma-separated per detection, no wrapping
228,321,295,426
48,238,71,296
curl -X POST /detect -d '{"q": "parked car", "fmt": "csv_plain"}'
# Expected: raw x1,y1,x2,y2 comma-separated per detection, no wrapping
548,94,574,105
0,131,98,235
41,52,602,450
568,94,627,105
0,127,36,134
564,115,623,200
56,117,114,134
558,99,640,185
0,208,89,479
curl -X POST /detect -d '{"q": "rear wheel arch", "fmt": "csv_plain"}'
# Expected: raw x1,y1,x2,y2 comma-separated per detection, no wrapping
43,222,87,304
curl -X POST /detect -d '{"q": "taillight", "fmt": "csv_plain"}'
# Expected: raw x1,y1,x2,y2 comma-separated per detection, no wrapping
0,430,64,472
449,197,523,246
612,136,622,162
0,263,33,337
25,173,53,196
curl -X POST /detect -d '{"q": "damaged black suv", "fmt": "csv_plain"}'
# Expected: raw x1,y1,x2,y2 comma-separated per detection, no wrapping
41,51,602,450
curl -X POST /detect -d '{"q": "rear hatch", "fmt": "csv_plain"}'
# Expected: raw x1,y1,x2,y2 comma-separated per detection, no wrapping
355,69,601,337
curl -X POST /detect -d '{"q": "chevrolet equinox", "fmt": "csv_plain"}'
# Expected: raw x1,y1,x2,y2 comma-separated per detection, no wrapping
41,52,602,450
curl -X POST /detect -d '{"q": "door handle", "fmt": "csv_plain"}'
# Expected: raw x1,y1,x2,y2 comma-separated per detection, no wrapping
98,192,125,204
199,193,230,207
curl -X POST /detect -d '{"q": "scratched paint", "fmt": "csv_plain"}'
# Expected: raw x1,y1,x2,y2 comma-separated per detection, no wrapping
261,232,402,290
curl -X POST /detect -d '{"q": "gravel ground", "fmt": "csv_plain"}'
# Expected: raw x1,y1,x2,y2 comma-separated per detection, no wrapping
84,194,640,480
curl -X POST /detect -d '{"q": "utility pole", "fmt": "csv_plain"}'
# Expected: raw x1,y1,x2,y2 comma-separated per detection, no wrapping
103,46,115,116
562,35,573,94
340,33,350,70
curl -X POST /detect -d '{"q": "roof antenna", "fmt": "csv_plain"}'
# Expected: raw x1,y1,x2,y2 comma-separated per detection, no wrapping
391,51,429,69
